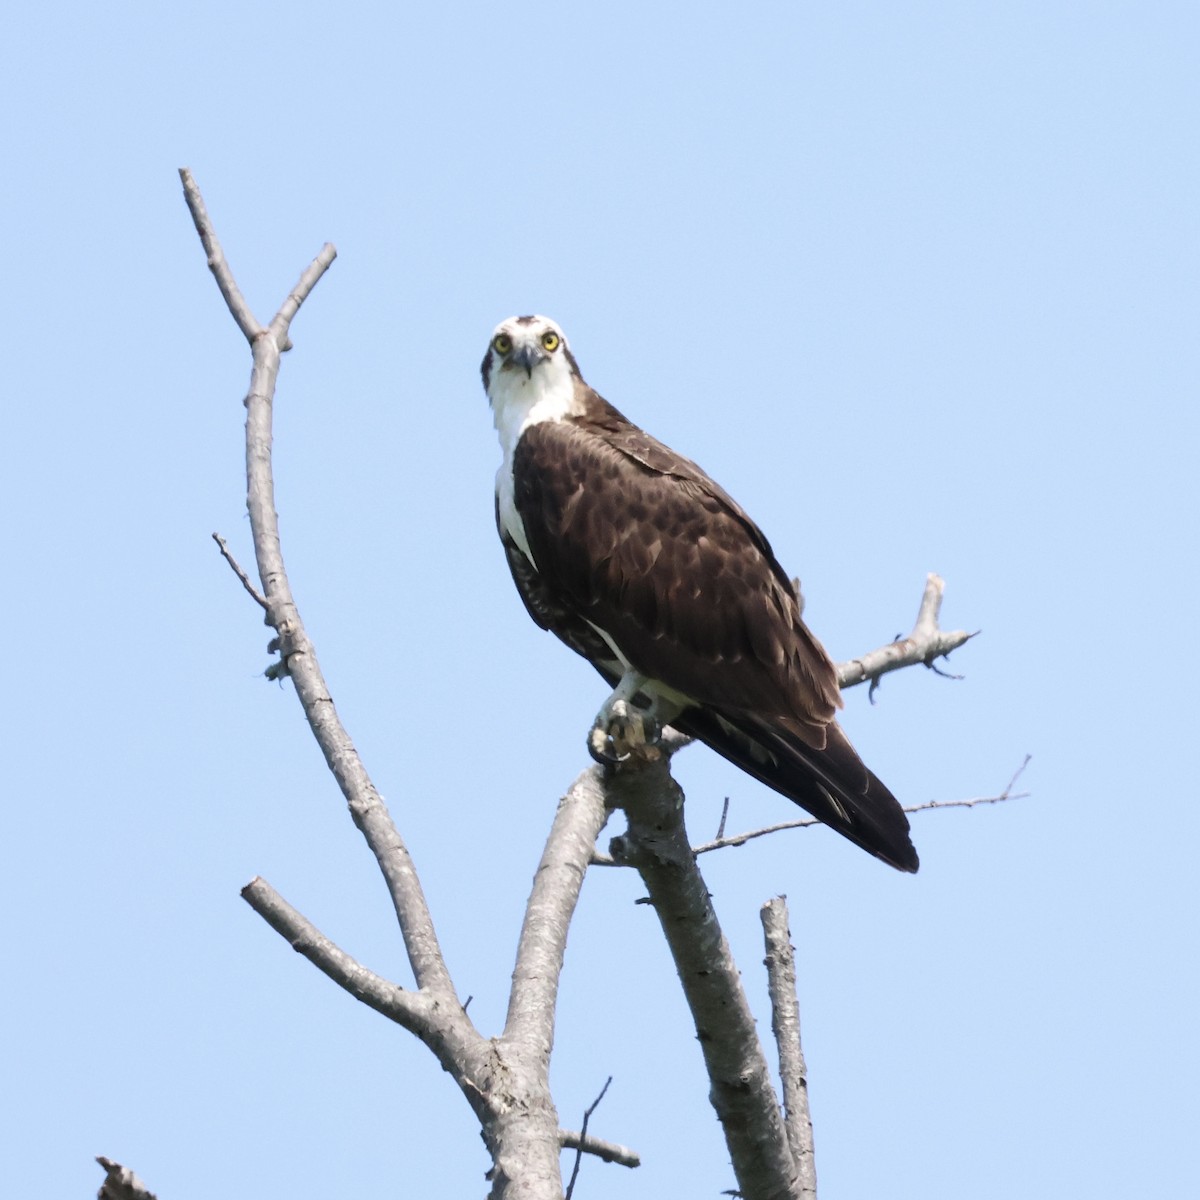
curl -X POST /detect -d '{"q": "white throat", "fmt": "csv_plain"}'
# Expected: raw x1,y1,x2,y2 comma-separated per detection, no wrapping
491,360,577,458
491,361,579,563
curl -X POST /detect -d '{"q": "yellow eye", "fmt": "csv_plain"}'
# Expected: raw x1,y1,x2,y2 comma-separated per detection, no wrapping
541,330,561,352
492,333,512,355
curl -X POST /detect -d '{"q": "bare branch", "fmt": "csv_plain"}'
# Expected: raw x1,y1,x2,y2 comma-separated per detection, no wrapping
564,1077,615,1199
558,1128,640,1169
212,531,268,611
594,766,1028,863
761,899,817,1199
690,760,1030,857
268,243,337,345
836,573,976,697
691,816,823,856
716,795,731,841
178,169,264,343
238,884,499,1146
903,754,1032,814
182,170,456,1001
241,877,433,1032
96,1158,157,1200
189,174,598,1197
606,754,802,1200
504,768,611,1050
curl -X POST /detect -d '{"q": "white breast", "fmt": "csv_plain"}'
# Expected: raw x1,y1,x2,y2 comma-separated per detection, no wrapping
496,459,531,560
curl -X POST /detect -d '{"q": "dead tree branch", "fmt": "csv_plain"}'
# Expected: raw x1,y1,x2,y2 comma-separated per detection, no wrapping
903,754,1031,814
183,169,634,1198
589,772,1028,864
590,781,1029,863
681,757,1030,858
211,531,268,610
241,877,434,1032
564,1077,615,1199
179,175,264,341
837,573,975,699
503,771,611,1058
761,899,817,1199
606,754,803,1200
181,167,457,998
489,770,616,1195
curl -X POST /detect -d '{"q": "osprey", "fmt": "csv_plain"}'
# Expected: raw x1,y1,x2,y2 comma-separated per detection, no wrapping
483,315,918,873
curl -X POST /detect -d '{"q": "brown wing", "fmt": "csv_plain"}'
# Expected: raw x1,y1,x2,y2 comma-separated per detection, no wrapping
512,396,839,747
495,494,622,674
510,391,918,873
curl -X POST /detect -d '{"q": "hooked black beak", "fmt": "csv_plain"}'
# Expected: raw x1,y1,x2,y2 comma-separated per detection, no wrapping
511,344,545,379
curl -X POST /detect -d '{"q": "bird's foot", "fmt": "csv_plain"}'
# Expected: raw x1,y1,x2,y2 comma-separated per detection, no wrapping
588,696,662,766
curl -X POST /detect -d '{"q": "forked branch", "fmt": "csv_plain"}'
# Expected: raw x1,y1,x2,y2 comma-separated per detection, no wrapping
183,169,636,1197
180,168,454,1001
838,573,976,699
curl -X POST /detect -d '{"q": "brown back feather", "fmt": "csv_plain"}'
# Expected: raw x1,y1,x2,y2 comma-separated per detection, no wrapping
512,388,840,746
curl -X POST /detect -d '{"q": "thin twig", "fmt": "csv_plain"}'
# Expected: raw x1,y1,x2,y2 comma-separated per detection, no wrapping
999,753,1032,797
564,1077,614,1199
212,532,269,610
691,793,1027,857
902,791,1029,814
598,758,1031,862
716,796,731,841
690,816,822,856
903,754,1032,814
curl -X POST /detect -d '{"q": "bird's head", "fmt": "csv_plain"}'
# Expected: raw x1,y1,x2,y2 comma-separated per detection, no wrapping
481,315,581,409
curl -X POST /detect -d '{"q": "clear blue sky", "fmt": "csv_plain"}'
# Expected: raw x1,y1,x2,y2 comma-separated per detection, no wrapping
3,3,1196,1196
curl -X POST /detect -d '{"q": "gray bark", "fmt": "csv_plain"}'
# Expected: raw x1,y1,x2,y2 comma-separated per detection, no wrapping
608,756,802,1200
762,898,818,1198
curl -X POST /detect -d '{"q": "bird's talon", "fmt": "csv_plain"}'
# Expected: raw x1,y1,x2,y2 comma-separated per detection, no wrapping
588,725,629,765
588,695,664,765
